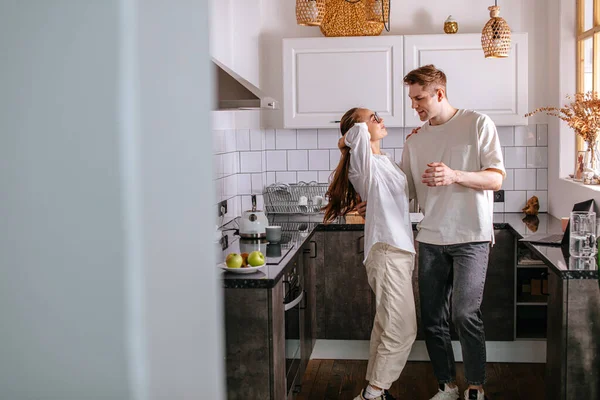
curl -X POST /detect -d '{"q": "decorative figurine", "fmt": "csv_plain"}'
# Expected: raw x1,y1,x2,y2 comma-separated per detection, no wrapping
522,195,540,216
444,15,458,34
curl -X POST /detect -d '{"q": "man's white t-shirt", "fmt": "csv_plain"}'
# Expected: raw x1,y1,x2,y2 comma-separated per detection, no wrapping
345,123,415,261
401,109,505,245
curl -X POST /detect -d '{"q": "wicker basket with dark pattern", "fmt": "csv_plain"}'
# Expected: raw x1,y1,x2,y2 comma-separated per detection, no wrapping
319,0,384,37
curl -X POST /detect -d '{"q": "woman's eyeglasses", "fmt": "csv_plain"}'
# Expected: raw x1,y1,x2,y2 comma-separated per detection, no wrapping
372,112,382,123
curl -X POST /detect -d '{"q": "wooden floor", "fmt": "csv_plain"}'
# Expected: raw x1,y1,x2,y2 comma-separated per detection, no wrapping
296,360,545,400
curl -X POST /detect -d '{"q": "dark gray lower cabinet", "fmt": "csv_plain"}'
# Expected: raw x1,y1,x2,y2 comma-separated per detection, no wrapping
316,230,375,340
317,228,515,342
224,279,285,400
224,241,316,400
546,270,600,400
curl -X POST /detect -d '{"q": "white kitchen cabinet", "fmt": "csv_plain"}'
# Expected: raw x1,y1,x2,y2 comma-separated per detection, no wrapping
403,33,528,127
283,36,404,129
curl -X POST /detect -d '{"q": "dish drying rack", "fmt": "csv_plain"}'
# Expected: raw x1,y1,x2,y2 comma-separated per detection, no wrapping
263,182,328,214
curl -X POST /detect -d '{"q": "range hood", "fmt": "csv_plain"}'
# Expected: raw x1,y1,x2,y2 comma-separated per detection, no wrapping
213,58,279,110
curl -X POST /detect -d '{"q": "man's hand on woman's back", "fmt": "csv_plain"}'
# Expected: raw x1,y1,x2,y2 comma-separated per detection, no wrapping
355,201,367,218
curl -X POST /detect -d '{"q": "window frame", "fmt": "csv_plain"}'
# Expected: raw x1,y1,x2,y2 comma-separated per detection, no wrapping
576,0,600,151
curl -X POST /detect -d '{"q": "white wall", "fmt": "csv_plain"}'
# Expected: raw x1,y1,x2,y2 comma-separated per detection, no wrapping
261,0,550,128
0,0,224,398
547,0,600,218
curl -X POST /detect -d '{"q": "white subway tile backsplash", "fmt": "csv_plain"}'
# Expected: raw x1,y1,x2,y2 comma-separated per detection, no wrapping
237,174,252,195
537,169,548,190
502,169,514,190
514,126,537,146
235,129,250,151
288,150,308,170
223,152,239,176
527,147,548,168
266,150,287,171
275,129,297,149
276,171,297,183
223,174,238,198
493,202,505,213
297,171,318,183
250,129,264,151
504,147,527,168
395,148,404,163
219,122,553,213
213,154,223,179
513,168,537,190
329,149,341,170
505,190,526,212
383,128,405,147
265,129,276,150
537,124,548,146
297,129,318,149
309,149,330,170
317,129,339,149
318,170,332,183
497,127,514,147
212,130,226,154
224,130,237,153
239,151,261,173
214,178,223,203
527,190,548,212
251,173,263,194
266,171,276,186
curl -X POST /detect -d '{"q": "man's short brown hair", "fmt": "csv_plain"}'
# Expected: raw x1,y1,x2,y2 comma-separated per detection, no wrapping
403,64,447,93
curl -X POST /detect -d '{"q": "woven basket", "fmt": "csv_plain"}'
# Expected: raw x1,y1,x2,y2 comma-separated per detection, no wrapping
319,0,384,37
296,0,326,26
481,6,511,58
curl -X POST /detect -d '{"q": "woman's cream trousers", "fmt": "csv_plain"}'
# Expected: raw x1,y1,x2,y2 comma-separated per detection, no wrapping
364,242,417,389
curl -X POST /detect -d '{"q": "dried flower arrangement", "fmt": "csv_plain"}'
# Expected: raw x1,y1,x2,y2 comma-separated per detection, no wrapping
525,91,600,145
526,92,600,181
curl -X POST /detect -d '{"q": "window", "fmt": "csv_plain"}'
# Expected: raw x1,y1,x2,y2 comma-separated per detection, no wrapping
576,0,600,151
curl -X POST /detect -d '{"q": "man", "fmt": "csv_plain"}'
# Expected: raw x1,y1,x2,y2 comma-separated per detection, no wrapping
355,64,504,400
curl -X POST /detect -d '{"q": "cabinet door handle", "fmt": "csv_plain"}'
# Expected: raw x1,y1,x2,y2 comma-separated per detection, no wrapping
357,235,364,255
284,290,304,311
310,240,317,258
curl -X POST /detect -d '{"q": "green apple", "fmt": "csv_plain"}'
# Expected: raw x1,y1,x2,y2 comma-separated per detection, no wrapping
226,253,243,268
247,251,265,267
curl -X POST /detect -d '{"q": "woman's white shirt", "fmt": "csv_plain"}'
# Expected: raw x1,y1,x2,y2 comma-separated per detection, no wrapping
344,122,415,262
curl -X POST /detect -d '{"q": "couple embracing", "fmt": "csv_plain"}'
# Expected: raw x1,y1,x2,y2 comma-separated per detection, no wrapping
323,65,505,400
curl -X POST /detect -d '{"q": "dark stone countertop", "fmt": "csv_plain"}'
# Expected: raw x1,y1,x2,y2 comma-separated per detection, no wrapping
219,213,598,289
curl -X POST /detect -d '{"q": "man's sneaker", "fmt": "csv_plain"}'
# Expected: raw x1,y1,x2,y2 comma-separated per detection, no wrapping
353,388,396,400
464,388,488,400
429,383,459,400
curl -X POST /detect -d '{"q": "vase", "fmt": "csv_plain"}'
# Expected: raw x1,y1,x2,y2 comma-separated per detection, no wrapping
582,141,600,184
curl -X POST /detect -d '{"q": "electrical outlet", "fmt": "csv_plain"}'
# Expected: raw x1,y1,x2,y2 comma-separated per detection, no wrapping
494,190,505,203
218,199,228,217
220,234,229,251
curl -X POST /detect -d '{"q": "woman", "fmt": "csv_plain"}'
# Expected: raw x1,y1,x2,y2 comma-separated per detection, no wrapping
323,108,417,400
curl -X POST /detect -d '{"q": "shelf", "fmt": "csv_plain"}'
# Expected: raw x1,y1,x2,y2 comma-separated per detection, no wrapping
517,264,548,269
516,305,547,339
517,293,548,304
517,302,547,306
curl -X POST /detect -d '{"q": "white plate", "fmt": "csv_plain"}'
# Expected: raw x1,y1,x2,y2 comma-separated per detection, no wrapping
218,262,265,274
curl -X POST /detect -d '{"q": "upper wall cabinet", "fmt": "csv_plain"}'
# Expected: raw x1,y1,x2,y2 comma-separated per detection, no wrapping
283,37,403,129
404,33,528,127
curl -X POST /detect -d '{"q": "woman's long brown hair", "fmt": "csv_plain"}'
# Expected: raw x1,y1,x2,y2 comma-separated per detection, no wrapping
323,108,363,222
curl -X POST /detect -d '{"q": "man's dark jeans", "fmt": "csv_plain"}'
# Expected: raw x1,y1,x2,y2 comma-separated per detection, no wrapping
419,241,490,386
